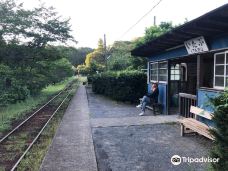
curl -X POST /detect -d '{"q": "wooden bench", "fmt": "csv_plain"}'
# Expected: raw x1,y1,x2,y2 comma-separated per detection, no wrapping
139,98,162,115
179,106,214,140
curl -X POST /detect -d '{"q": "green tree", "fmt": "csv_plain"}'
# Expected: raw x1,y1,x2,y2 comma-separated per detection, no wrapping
0,0,75,47
0,0,75,104
68,47,93,66
209,91,228,171
135,22,174,47
84,39,106,69
107,41,146,71
76,64,90,75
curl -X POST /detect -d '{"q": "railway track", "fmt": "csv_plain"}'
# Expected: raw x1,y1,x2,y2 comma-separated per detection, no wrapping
0,83,75,171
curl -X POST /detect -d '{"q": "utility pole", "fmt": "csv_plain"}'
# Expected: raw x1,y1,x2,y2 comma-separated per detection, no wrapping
154,16,156,26
104,34,108,70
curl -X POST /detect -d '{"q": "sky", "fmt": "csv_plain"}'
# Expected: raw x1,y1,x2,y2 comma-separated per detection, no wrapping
22,0,228,48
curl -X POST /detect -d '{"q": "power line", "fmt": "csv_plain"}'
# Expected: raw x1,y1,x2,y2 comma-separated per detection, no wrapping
106,0,163,61
120,0,163,39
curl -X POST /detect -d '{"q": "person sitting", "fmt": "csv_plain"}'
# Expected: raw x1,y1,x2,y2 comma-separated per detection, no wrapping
136,83,159,116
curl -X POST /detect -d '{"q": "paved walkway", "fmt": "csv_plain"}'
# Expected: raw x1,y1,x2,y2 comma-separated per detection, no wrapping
91,115,178,128
40,85,97,171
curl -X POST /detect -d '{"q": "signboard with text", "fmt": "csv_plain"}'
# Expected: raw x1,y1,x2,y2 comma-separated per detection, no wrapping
184,36,209,54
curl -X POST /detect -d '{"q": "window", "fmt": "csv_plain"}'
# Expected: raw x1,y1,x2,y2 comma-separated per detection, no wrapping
158,62,168,81
150,61,168,83
170,64,180,80
214,52,228,89
150,62,158,81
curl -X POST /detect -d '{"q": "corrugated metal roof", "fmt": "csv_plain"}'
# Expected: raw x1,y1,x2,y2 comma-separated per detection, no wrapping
131,4,228,57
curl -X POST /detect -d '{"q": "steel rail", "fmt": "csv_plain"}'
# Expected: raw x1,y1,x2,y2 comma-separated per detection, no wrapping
0,86,68,143
11,90,73,171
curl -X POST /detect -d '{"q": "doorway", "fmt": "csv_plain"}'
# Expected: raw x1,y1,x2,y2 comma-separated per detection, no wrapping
168,57,197,114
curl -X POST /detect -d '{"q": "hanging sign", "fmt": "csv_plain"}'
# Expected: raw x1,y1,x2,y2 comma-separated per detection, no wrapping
184,36,209,54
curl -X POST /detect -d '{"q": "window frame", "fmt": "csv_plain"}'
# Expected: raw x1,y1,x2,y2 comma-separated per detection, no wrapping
150,62,158,82
213,51,228,89
149,61,168,83
170,64,181,81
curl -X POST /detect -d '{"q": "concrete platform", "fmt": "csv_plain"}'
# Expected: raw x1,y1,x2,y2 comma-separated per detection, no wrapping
91,115,178,128
40,85,98,171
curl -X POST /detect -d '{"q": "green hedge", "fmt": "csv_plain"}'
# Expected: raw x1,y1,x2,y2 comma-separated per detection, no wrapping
91,71,147,102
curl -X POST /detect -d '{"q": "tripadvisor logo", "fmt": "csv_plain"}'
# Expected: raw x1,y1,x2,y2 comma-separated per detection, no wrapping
171,155,181,165
171,155,219,165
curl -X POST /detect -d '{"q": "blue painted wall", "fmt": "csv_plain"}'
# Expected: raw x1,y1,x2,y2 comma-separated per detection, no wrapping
197,89,221,127
197,89,220,112
209,34,228,50
148,46,187,62
148,83,167,114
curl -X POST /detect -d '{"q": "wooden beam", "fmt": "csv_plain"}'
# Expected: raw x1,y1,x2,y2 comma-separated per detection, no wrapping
175,30,200,37
197,55,201,89
192,24,224,33
210,15,228,24
179,93,197,100
190,106,213,120
181,29,212,37
170,32,193,40
155,41,178,47
196,21,228,32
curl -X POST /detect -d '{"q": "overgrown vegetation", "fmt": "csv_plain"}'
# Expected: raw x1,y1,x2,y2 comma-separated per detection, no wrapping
91,71,147,102
0,0,76,105
209,90,228,171
0,77,74,133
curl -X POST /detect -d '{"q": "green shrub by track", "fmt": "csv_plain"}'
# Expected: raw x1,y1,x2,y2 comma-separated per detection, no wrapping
0,77,75,133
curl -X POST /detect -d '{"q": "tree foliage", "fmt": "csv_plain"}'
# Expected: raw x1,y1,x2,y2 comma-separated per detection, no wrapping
107,41,146,71
209,91,228,171
0,0,75,105
85,39,106,67
76,39,106,75
106,22,174,72
68,47,93,66
135,22,174,47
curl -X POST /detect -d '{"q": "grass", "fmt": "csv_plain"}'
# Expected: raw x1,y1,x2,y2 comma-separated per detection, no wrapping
16,79,80,171
0,77,75,133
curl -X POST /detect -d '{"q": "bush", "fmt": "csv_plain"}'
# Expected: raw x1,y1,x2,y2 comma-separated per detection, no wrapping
209,90,228,171
91,71,147,103
0,80,30,106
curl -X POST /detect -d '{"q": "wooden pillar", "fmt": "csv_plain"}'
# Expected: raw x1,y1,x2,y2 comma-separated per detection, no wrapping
196,55,201,89
167,60,170,115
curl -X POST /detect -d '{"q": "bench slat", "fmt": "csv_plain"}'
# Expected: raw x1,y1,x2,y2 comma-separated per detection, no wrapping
179,118,214,140
180,118,209,127
181,119,209,131
190,106,213,120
